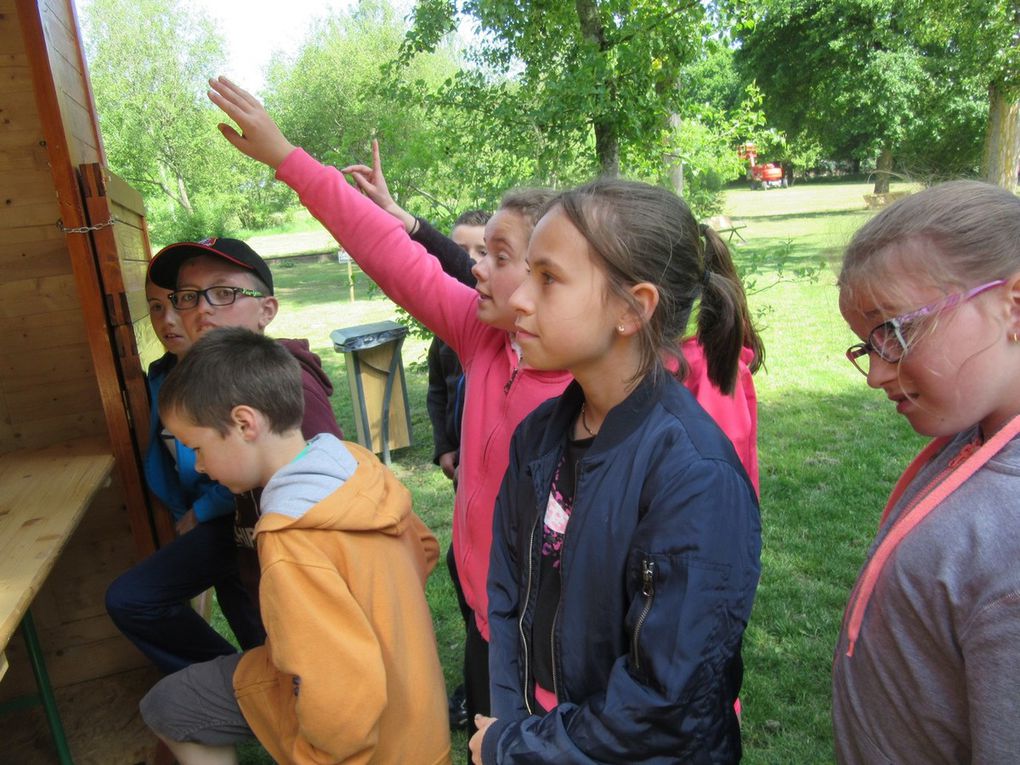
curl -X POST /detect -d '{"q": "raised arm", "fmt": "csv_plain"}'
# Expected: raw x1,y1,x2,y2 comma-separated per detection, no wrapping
207,76,481,355
206,76,295,169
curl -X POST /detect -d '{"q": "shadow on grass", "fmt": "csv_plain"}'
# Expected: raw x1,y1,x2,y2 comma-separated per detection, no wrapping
736,208,871,224
734,239,835,261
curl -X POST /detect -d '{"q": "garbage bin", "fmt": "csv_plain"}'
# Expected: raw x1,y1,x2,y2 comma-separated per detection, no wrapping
330,320,412,465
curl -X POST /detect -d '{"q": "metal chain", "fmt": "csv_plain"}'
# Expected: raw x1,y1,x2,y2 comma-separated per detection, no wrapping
56,216,120,234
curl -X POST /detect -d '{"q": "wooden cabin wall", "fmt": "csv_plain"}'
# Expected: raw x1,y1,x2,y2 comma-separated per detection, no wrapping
0,0,152,701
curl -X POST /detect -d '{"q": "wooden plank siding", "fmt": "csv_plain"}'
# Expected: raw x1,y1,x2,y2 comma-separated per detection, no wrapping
0,0,156,717
16,0,156,560
0,478,152,701
81,162,175,546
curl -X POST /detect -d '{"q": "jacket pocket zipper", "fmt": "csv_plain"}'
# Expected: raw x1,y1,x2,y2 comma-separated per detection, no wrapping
632,559,656,671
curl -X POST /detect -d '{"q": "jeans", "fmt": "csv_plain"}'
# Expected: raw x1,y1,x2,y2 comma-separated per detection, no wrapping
106,514,265,674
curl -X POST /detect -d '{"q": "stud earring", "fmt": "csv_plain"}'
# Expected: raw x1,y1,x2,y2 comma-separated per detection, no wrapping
617,325,625,333
1011,332,1020,344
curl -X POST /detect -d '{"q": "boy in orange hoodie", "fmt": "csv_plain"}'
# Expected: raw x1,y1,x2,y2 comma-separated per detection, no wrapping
140,327,451,765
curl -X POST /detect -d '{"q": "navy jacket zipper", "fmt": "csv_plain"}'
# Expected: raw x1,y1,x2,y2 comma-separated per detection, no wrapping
632,559,656,671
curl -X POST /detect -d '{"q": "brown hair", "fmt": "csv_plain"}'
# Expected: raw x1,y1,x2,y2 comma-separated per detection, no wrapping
159,327,304,435
499,188,559,230
840,181,1020,302
553,178,763,394
453,209,491,228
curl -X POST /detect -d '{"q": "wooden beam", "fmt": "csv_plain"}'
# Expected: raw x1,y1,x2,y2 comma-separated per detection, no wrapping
16,0,156,558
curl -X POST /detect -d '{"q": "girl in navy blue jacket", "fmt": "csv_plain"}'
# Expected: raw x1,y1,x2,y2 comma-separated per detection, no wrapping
474,179,763,763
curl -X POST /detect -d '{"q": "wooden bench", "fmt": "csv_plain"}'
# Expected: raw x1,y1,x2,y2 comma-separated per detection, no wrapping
0,438,116,764
705,215,748,243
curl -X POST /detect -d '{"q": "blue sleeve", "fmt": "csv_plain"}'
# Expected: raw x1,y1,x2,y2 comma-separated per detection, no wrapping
190,478,236,522
485,458,761,764
145,356,235,524
143,362,189,520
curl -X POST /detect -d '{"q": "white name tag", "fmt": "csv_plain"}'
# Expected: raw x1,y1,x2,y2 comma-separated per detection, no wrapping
544,493,570,535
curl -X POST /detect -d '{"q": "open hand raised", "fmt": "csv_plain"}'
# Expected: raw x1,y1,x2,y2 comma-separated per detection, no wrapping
207,76,295,169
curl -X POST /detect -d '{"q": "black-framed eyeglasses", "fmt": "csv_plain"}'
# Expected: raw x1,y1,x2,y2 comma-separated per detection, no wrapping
845,279,1005,376
169,286,265,310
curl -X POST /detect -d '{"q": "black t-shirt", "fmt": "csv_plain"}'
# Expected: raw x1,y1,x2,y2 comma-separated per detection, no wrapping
532,434,593,696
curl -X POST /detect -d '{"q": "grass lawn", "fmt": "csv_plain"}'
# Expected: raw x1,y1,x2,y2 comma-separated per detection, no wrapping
725,181,921,763
222,180,924,764
233,208,327,240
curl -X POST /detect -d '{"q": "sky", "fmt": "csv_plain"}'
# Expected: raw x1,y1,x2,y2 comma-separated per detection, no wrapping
189,0,366,92
78,0,421,93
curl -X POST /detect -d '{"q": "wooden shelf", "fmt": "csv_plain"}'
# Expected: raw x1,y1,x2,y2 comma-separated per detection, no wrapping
0,438,115,649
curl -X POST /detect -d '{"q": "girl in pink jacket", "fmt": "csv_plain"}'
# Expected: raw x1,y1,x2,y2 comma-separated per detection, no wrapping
206,77,761,738
209,79,570,737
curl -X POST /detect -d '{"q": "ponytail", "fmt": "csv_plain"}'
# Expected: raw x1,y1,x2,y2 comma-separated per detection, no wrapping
697,226,764,394
552,178,764,390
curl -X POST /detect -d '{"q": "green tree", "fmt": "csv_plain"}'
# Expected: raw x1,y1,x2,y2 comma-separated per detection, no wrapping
82,0,264,242
735,0,936,193
262,0,479,224
905,0,1019,190
403,0,711,178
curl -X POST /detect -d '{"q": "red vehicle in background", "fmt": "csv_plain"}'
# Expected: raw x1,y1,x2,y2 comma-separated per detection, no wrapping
739,143,788,189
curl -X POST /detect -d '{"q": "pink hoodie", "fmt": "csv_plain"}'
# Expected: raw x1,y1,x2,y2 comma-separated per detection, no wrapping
278,149,571,638
677,340,759,494
277,149,760,637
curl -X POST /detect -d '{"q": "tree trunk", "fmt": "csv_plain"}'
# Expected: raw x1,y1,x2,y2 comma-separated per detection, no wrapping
594,119,620,177
575,0,619,177
873,147,893,194
782,160,794,186
981,82,1020,193
176,174,194,215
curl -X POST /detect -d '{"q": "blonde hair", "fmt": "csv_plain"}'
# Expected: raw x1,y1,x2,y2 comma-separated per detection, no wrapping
840,181,1020,303
499,188,558,230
